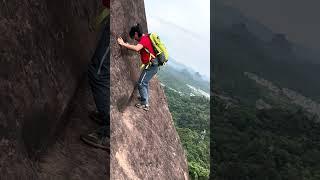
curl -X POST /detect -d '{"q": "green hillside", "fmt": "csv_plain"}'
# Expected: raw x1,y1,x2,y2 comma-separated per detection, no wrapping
212,95,320,180
164,86,210,179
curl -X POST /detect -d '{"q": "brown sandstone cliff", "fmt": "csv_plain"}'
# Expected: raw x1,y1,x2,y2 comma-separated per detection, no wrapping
110,0,189,179
1,0,189,179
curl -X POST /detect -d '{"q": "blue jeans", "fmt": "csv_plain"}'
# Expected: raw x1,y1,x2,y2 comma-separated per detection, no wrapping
137,59,159,105
88,18,110,130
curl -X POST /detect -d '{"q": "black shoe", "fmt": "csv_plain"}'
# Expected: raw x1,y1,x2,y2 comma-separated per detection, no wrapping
80,127,110,151
89,111,104,125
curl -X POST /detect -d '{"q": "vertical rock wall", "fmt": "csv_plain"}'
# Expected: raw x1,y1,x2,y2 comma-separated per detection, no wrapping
0,0,101,178
110,0,189,179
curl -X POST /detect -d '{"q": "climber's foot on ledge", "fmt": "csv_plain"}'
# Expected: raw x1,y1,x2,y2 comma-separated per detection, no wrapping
80,128,110,151
135,103,150,111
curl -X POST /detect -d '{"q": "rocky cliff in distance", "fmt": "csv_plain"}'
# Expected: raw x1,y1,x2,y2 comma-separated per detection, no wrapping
245,72,320,120
1,0,108,179
110,0,189,179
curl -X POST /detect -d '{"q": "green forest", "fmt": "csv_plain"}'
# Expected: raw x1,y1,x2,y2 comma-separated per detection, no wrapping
164,87,210,179
212,95,320,180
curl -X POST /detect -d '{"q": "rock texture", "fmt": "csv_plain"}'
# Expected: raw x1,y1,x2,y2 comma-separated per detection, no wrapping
37,79,109,179
110,0,189,179
1,0,108,179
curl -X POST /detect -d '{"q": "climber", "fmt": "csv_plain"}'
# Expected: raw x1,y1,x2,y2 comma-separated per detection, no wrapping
117,23,159,111
80,0,110,151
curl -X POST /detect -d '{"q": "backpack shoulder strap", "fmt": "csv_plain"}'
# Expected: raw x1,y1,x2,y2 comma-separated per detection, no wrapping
144,48,155,59
143,33,156,59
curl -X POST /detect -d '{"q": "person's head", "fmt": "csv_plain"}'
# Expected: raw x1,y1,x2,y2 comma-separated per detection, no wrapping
129,23,143,41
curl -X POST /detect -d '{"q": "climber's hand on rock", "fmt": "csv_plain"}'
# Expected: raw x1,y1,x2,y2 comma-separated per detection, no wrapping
117,37,125,46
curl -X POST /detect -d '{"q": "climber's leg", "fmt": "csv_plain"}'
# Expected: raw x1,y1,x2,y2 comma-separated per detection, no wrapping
82,20,110,150
136,59,158,106
137,69,148,105
88,18,110,128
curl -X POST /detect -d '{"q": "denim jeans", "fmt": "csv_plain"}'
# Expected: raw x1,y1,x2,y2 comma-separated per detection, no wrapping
88,18,110,129
137,59,159,105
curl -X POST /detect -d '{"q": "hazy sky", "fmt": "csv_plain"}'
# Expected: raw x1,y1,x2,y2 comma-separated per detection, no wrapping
144,0,210,78
219,0,320,50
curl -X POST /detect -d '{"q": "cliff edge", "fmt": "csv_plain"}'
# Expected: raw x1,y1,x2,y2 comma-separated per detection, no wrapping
110,0,189,179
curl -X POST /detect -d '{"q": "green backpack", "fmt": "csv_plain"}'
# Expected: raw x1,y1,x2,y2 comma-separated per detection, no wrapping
145,33,169,66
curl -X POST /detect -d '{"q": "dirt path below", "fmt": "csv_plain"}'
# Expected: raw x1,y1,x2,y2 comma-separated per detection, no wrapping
36,78,109,180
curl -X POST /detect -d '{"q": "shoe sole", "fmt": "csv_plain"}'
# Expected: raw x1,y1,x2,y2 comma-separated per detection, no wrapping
80,135,109,151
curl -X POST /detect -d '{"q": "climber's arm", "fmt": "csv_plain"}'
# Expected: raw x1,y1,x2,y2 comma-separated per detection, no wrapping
117,37,143,52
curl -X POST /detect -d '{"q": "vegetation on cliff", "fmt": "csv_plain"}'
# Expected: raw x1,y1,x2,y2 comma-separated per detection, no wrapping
164,87,210,179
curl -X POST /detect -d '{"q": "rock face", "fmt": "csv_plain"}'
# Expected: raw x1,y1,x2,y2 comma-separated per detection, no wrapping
1,0,108,179
110,0,189,179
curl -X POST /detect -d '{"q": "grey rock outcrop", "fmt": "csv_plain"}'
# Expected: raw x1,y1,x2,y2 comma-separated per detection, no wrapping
245,71,320,121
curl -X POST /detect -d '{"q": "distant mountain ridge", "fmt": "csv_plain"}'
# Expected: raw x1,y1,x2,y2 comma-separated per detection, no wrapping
214,1,320,103
214,2,274,41
213,2,320,179
158,58,210,98
166,57,209,81
215,1,320,64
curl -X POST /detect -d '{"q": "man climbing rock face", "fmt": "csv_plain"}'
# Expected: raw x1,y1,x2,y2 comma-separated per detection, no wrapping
117,24,159,111
80,0,110,151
